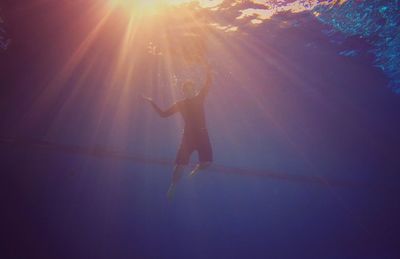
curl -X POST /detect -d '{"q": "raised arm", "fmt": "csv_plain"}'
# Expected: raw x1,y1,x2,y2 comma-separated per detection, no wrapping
143,96,179,118
197,62,212,99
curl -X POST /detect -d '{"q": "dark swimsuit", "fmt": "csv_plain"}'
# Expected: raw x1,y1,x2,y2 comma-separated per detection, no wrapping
175,93,213,165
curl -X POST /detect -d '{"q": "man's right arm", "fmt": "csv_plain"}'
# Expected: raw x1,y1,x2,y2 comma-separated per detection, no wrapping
150,101,179,118
143,95,179,118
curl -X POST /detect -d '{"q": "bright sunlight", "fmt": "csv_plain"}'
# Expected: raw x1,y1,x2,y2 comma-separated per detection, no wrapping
108,0,223,16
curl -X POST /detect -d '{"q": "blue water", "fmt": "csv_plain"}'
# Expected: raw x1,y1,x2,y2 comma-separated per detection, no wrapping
1,1,400,258
314,0,400,93
0,12,11,51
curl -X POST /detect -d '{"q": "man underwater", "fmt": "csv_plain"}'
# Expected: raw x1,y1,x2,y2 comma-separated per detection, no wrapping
143,62,213,200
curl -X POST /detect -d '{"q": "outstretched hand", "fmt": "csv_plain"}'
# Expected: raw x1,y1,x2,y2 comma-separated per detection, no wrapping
142,95,153,103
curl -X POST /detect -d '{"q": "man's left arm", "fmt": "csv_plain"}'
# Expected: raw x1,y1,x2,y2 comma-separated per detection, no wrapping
198,63,212,99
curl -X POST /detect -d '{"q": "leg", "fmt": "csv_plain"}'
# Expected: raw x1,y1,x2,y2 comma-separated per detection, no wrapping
189,161,212,177
191,133,213,177
167,164,185,201
168,135,193,201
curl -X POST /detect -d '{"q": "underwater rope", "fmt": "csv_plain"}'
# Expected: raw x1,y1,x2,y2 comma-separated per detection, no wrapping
0,138,361,187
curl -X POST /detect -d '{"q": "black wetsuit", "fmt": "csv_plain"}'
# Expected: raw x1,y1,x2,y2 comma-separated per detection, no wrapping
156,89,213,166
175,93,213,165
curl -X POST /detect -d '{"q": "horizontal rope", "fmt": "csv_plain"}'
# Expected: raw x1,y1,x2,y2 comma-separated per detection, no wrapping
0,138,362,187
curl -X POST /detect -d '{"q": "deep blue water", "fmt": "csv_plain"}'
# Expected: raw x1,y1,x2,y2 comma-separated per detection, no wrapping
315,0,400,93
1,1,400,258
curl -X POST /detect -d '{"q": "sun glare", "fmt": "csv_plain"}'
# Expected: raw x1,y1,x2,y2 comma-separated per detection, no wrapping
108,0,169,15
108,0,223,15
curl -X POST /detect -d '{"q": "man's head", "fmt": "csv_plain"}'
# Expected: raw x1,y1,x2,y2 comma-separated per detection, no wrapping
181,80,196,98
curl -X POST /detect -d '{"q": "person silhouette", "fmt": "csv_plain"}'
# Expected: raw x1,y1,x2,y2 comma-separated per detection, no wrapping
143,61,213,200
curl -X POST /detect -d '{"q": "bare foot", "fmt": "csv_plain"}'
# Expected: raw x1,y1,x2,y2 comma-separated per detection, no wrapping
167,184,176,202
189,166,200,177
